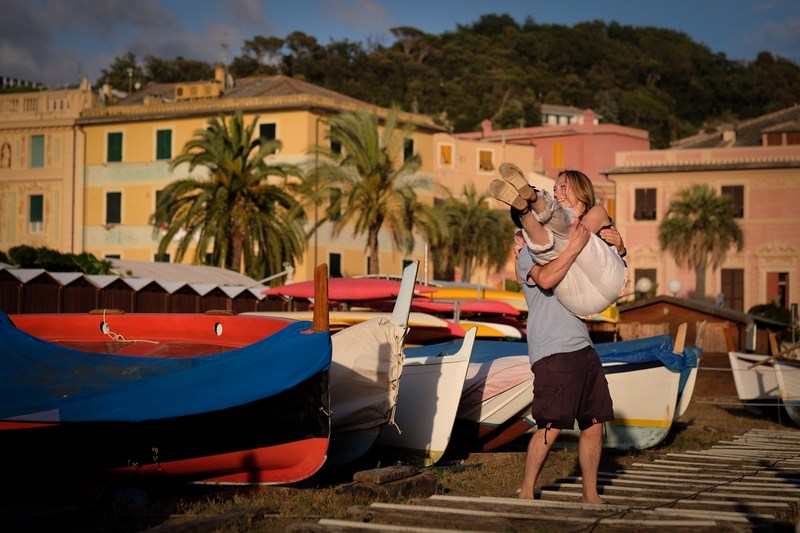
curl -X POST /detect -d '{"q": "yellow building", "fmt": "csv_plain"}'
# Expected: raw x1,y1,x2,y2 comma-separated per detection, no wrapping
76,71,539,284
0,78,98,254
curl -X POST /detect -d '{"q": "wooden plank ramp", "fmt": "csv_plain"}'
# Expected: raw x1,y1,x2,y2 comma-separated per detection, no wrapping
297,428,800,532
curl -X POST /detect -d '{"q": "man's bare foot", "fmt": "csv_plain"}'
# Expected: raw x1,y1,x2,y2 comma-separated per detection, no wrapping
489,179,528,211
499,162,537,202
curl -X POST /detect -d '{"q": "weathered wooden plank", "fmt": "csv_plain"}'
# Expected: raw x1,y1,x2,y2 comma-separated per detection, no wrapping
433,495,773,524
544,482,800,502
364,502,719,528
539,490,790,513
316,519,485,532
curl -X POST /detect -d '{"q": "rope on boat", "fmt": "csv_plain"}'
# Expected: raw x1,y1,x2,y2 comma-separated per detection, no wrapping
101,309,159,345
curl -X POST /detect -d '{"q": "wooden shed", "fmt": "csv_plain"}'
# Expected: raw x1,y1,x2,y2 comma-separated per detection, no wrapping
618,295,788,353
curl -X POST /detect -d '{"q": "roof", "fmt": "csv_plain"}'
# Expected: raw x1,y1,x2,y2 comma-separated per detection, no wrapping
117,75,368,108
110,260,261,286
619,295,788,328
670,104,800,149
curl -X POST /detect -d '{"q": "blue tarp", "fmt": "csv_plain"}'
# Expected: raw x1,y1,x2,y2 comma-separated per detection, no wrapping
407,335,699,372
0,311,332,423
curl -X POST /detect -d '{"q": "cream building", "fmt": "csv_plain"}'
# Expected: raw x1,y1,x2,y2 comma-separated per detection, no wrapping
0,78,98,254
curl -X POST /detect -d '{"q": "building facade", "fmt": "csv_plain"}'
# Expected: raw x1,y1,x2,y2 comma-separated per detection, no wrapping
606,105,800,313
2,71,541,285
453,108,651,218
0,78,98,255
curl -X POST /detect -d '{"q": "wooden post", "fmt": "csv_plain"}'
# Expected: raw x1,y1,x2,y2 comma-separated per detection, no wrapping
312,263,329,333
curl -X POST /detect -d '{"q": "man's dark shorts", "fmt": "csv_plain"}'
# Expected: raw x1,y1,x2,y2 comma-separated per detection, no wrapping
530,345,614,430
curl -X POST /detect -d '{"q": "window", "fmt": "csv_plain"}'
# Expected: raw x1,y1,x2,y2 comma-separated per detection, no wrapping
403,139,414,161
478,149,494,172
30,134,44,168
29,194,43,233
104,254,121,260
155,129,172,160
634,188,656,220
329,252,342,278
154,253,170,263
106,192,122,224
107,132,123,162
438,143,453,167
721,185,744,218
260,122,277,154
788,132,800,145
767,272,789,308
722,268,745,311
330,140,341,155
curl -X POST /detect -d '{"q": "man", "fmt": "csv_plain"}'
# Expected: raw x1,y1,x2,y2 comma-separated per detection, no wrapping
516,218,623,504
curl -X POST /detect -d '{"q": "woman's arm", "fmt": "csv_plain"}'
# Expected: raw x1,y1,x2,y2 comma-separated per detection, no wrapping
580,205,611,234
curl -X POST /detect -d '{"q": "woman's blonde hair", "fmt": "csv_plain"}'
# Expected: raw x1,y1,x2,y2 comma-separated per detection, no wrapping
558,169,596,215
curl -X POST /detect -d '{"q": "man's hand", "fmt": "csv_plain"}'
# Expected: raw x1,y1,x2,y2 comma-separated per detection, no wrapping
566,218,591,253
529,219,591,289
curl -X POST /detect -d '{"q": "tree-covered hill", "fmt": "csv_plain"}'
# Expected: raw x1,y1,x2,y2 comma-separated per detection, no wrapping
98,14,800,149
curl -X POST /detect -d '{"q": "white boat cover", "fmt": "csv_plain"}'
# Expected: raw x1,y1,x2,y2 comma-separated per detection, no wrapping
330,317,405,433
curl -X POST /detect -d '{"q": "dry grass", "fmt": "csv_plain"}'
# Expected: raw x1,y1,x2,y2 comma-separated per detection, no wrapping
2,353,794,532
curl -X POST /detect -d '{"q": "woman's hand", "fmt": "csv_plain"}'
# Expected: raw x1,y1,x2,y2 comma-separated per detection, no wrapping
599,226,626,257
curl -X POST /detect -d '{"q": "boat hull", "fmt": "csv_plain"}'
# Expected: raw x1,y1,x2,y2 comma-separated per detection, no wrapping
1,312,332,484
774,359,800,425
728,351,783,416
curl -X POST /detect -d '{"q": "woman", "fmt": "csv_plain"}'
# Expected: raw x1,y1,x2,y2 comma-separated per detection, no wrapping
490,163,627,317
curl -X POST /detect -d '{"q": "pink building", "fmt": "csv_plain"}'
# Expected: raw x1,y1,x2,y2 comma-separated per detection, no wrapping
454,108,650,218
606,105,800,314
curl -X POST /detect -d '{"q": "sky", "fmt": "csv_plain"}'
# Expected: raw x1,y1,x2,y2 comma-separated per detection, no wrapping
2,0,799,89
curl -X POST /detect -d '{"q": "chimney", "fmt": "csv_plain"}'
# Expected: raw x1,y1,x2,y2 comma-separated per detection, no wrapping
481,119,493,136
583,108,597,126
214,64,226,88
721,124,736,144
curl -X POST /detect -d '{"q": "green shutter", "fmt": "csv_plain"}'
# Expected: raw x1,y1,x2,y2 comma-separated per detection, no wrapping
107,132,123,162
29,195,43,222
156,129,172,160
30,135,44,168
106,192,121,224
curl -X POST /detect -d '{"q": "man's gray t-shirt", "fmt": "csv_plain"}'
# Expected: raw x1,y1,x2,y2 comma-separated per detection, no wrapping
517,246,592,367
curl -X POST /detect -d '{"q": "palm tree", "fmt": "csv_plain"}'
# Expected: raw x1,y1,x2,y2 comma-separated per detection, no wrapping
658,184,744,299
316,106,431,275
151,111,306,280
434,184,516,282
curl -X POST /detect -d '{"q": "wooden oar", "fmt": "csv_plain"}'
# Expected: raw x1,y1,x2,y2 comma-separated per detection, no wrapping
747,332,800,369
311,263,329,333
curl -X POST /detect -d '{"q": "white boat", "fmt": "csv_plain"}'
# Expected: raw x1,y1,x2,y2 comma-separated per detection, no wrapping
774,357,800,425
406,340,534,452
728,351,781,416
247,261,419,465
555,323,700,449
434,324,700,452
376,327,476,466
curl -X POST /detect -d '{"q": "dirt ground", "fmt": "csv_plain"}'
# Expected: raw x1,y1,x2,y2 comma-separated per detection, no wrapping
2,351,796,532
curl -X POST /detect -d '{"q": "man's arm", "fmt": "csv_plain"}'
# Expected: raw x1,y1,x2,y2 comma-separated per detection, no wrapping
527,219,591,289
